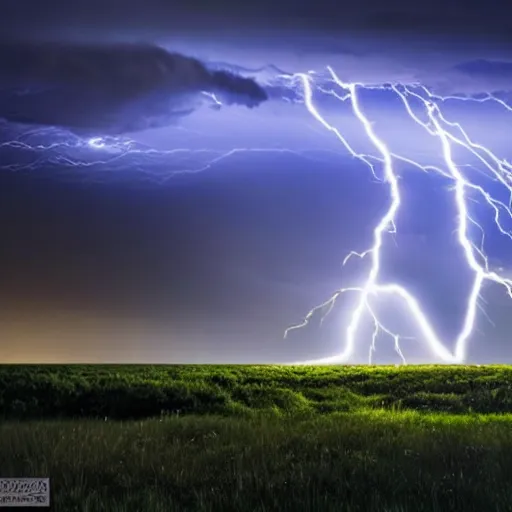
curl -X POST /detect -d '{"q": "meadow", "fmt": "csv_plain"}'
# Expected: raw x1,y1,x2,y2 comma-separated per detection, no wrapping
2,364,512,418
2,364,512,511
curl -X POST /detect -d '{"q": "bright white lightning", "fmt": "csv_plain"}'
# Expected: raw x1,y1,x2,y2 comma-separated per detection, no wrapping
201,91,223,110
284,67,512,364
0,134,346,182
88,137,106,149
2,67,512,365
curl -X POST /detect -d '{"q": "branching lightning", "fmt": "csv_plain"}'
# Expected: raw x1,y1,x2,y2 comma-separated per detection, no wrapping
283,67,512,364
1,64,512,365
0,129,345,183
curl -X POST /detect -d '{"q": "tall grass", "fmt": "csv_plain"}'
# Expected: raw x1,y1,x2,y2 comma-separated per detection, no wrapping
2,411,512,511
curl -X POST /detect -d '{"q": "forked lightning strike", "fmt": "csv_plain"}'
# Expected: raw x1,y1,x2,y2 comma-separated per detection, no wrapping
2,64,512,364
284,67,512,364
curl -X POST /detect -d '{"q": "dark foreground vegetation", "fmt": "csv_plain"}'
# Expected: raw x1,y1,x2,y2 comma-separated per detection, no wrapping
2,412,512,511
2,365,512,511
2,364,512,418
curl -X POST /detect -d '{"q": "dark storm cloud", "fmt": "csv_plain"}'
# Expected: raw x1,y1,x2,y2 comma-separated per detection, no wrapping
453,60,512,79
360,4,512,40
2,0,511,42
0,41,267,134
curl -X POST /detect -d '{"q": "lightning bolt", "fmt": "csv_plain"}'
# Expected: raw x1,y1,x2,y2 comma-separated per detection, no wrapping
0,127,346,183
0,84,313,182
284,67,512,364
2,64,512,366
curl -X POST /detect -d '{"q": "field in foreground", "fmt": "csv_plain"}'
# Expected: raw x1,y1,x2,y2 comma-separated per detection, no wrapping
3,365,512,511
2,412,512,511
2,364,512,418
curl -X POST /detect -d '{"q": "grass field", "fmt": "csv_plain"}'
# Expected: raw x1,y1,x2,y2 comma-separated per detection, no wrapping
2,364,512,418
2,364,512,511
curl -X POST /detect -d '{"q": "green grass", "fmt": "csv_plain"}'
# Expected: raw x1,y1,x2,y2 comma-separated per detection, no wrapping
2,364,512,510
2,364,512,418
2,411,512,511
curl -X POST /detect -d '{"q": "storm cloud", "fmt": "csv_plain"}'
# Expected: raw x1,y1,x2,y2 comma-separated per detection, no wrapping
0,41,268,134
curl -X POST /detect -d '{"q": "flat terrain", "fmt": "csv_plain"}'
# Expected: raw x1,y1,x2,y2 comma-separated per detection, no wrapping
2,365,512,511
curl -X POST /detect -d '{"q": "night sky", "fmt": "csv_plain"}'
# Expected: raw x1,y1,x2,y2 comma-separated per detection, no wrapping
0,0,511,363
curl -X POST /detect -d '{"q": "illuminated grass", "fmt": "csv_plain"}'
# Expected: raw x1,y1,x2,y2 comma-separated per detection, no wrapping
3,366,512,510
2,364,512,418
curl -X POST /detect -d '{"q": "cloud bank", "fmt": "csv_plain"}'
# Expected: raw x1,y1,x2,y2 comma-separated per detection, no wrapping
168,32,512,99
0,41,268,134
